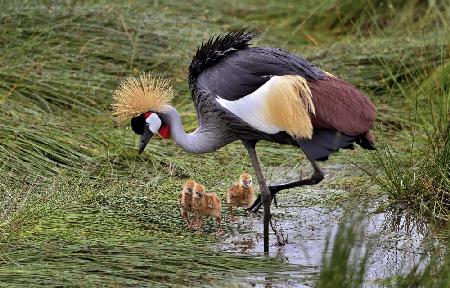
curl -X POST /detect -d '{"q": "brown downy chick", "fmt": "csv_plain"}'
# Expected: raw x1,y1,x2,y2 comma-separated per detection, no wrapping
191,182,223,235
227,173,255,221
179,180,196,228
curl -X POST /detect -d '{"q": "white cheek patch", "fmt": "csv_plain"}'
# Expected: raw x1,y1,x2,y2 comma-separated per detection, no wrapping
145,113,162,133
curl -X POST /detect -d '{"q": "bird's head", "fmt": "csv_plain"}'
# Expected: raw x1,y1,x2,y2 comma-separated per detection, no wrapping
183,180,196,195
131,111,171,154
112,72,174,155
193,183,205,199
240,173,252,188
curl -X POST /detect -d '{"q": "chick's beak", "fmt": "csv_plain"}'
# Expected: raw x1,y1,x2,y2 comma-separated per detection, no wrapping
138,125,154,154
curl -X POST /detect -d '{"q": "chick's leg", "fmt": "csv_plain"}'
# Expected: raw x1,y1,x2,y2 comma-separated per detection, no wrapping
215,216,224,236
194,216,203,234
182,210,190,228
247,210,253,224
228,205,236,221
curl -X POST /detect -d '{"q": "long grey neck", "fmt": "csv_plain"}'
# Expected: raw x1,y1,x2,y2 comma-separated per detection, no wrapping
160,105,229,154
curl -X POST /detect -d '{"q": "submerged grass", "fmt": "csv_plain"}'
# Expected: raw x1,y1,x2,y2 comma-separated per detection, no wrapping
395,231,450,288
0,205,302,287
316,212,450,288
317,213,369,288
0,0,449,286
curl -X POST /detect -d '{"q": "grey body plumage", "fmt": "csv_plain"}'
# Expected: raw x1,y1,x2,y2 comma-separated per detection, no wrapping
187,30,373,160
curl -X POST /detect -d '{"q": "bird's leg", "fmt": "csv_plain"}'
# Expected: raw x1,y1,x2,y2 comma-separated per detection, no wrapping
268,155,323,193
182,210,191,228
269,215,287,246
215,216,224,236
228,205,236,221
247,210,253,224
273,195,278,207
249,149,324,213
195,216,203,232
242,140,271,253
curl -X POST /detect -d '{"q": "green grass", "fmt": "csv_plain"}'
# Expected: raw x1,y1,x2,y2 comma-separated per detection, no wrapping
0,205,302,287
0,0,449,286
363,53,450,221
317,213,369,288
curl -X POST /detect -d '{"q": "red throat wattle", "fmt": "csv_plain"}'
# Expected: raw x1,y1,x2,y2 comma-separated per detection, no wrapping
144,112,171,139
158,124,171,139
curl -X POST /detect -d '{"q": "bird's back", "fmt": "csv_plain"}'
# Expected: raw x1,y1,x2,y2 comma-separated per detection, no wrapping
226,183,240,204
192,46,325,101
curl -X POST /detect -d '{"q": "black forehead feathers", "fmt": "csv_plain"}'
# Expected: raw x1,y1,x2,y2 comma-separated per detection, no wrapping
131,113,146,135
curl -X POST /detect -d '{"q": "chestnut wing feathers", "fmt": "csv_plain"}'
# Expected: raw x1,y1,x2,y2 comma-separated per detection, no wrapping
308,76,376,137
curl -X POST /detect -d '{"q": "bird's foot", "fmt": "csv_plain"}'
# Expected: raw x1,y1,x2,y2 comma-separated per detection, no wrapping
270,216,288,246
228,215,237,222
191,218,203,230
248,186,278,214
247,211,253,224
187,219,198,230
215,228,224,236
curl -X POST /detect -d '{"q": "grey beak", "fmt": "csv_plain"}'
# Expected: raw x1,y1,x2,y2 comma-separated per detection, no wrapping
138,126,154,154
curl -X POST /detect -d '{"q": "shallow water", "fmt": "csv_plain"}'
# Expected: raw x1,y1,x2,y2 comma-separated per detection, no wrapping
217,165,439,287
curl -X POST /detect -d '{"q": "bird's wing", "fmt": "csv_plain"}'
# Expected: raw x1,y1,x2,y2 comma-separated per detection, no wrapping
308,75,377,138
227,184,239,193
194,45,376,146
195,47,324,101
216,75,316,139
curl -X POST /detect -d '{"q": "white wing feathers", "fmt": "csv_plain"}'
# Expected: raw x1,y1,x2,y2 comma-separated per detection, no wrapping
216,75,315,139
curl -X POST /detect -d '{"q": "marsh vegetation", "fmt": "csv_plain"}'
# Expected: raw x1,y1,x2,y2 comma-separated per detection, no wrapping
0,0,449,286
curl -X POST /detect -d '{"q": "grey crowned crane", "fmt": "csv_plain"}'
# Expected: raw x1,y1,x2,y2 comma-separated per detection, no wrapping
112,29,376,252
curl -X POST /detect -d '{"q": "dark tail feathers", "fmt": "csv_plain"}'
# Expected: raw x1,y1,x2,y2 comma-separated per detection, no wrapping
298,129,375,161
